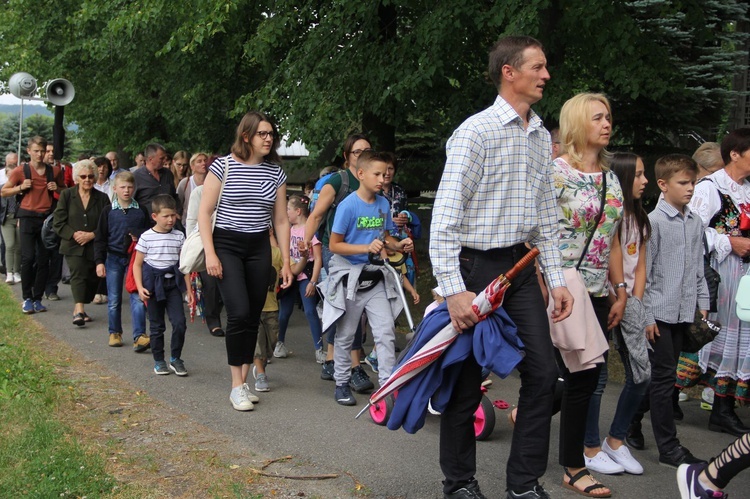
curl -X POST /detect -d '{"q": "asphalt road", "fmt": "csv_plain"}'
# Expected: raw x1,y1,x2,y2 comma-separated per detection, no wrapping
12,281,750,499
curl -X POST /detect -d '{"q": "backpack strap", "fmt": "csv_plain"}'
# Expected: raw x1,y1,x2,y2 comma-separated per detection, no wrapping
321,170,352,238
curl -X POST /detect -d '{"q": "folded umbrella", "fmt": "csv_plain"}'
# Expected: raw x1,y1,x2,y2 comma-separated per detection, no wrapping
356,248,539,429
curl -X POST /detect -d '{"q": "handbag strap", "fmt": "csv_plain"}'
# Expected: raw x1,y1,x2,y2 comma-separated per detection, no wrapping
210,157,230,230
575,170,607,270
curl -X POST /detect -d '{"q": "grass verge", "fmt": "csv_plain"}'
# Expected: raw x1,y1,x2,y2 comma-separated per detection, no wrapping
0,284,359,498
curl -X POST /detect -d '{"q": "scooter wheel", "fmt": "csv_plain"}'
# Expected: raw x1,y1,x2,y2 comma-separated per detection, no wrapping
474,394,496,441
370,394,394,426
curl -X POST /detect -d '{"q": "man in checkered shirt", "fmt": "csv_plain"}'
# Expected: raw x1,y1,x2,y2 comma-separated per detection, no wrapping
430,35,573,499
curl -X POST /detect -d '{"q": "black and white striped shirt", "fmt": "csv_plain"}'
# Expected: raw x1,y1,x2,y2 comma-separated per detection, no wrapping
135,228,185,270
209,155,286,233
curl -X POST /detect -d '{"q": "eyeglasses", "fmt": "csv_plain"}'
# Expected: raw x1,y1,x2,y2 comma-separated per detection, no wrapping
350,148,373,156
79,174,95,180
256,131,276,140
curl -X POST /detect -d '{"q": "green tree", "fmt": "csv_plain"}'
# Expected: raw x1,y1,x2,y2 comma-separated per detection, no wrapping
1,0,747,173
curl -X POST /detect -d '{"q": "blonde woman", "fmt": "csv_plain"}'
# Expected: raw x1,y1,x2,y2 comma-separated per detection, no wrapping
549,93,625,497
170,150,190,188
177,152,209,221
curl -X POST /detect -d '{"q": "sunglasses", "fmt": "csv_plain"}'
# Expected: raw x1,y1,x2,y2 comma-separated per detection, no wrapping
79,174,95,180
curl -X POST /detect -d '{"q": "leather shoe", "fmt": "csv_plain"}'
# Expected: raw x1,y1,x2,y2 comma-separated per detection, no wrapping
445,479,487,499
626,423,645,450
709,395,750,437
659,445,706,468
507,485,551,499
210,328,225,337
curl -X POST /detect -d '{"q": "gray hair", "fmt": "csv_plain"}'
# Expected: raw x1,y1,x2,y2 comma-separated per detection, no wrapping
73,159,96,184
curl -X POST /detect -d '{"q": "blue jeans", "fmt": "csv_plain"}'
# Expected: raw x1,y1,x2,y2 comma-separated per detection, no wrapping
278,278,323,350
583,344,650,447
106,254,146,339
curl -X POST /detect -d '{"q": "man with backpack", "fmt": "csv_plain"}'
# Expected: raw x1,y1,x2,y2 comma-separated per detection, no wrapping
303,134,374,392
1,136,64,313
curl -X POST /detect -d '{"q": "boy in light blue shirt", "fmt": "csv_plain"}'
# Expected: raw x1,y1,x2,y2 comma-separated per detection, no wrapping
322,150,413,406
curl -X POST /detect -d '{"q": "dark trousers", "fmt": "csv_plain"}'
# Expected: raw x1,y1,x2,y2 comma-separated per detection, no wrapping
213,227,270,366
556,296,607,468
46,246,63,295
199,270,224,332
146,278,186,362
66,254,98,303
19,217,50,301
440,245,558,494
632,320,686,454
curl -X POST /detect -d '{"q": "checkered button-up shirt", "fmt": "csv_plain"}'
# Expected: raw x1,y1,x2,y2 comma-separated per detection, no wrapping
643,199,710,325
430,95,564,296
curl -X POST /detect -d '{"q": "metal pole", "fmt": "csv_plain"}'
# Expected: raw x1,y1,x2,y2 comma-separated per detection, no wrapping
17,98,24,162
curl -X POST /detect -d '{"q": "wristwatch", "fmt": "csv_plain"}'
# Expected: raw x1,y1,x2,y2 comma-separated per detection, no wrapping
614,282,628,290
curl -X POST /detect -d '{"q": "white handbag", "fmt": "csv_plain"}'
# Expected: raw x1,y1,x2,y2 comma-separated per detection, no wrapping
736,273,750,322
179,158,229,274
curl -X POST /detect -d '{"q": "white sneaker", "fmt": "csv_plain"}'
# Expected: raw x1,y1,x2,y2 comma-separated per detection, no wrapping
315,347,326,364
273,341,289,358
242,383,260,403
584,450,625,474
13,273,21,284
5,274,14,284
229,386,254,411
602,439,643,475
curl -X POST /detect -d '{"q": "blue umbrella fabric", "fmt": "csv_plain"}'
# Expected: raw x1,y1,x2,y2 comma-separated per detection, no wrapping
385,301,524,434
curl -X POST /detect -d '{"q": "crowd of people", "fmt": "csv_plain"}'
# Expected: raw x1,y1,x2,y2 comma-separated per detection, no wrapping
2,34,750,499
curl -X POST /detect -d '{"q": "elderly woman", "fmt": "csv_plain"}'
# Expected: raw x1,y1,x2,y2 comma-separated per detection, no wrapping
690,128,750,436
177,152,209,221
53,159,110,326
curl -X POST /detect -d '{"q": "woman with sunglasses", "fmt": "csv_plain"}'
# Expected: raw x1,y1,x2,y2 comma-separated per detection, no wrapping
52,159,110,326
199,111,292,411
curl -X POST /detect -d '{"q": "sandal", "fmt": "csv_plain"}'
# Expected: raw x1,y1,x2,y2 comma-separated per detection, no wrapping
72,313,86,327
562,468,611,498
82,312,92,322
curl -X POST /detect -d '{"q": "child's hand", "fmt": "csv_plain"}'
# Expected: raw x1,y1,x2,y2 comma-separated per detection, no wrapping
138,287,151,302
411,290,420,304
398,237,414,253
368,238,385,255
305,281,316,297
96,263,106,278
186,291,195,308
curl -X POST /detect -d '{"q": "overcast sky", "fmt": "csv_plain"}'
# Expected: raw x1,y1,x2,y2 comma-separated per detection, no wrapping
0,93,45,106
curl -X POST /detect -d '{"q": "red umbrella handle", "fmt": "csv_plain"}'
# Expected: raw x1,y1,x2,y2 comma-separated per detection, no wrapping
503,247,540,281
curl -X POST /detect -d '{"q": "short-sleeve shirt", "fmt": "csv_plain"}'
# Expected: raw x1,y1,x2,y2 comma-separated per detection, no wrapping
135,228,185,270
553,157,623,296
321,169,359,245
331,193,395,265
7,163,65,214
290,224,320,281
209,155,286,234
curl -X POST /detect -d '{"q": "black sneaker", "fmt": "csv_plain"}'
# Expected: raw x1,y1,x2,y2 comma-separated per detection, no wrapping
659,445,707,468
154,361,170,375
506,485,551,499
321,360,334,381
335,384,356,406
169,358,188,376
445,479,487,498
349,365,374,393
